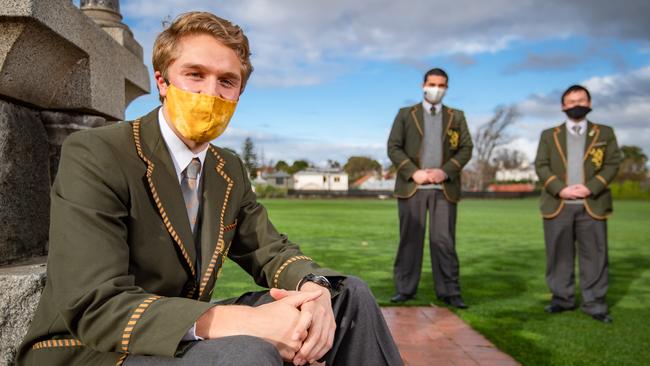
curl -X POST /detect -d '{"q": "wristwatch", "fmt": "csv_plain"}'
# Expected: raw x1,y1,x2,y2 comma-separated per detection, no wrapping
297,273,332,291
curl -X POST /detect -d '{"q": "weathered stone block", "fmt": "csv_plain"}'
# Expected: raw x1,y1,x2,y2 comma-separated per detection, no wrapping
0,0,150,120
0,260,47,365
0,100,49,265
41,110,107,183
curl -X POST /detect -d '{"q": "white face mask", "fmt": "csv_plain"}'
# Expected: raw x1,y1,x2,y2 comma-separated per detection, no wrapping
423,86,446,104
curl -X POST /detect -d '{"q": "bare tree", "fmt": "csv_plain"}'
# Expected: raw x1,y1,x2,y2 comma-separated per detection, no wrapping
327,159,341,169
617,145,648,182
492,148,527,170
471,106,519,190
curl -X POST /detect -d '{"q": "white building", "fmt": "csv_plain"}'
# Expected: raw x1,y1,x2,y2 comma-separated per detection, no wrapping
352,174,395,191
293,169,348,191
495,165,538,182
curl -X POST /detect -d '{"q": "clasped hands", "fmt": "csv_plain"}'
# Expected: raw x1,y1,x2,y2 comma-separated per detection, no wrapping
196,282,334,365
412,168,446,185
559,184,591,200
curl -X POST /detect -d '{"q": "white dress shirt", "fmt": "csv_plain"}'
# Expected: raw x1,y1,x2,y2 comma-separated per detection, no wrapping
158,107,206,341
422,99,442,115
566,119,587,136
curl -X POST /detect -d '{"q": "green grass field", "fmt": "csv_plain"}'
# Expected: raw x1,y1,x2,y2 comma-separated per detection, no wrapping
214,198,650,366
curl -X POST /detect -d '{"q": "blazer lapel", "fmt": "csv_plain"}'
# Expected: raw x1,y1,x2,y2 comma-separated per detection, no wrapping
134,108,198,281
196,146,235,299
552,124,568,169
583,121,600,161
409,104,424,136
442,105,454,143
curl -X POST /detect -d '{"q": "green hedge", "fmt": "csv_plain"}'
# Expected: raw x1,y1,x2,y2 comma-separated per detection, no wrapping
610,180,650,200
254,184,288,198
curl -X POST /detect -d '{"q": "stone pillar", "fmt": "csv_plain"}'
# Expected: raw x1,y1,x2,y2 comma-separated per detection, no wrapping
0,0,150,264
0,0,151,362
80,0,122,27
80,0,144,61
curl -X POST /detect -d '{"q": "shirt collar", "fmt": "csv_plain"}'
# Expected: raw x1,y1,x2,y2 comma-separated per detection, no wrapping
422,99,442,115
565,119,588,136
158,107,208,183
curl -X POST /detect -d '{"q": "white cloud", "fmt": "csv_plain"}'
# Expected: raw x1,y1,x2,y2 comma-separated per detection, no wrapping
115,1,650,164
120,0,650,87
514,65,650,160
213,127,387,167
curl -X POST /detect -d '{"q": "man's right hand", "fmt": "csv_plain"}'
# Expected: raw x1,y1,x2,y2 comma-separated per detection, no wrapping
412,169,429,184
195,289,322,361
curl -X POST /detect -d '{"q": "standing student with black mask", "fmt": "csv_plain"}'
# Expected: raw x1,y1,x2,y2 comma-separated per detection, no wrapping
534,85,621,323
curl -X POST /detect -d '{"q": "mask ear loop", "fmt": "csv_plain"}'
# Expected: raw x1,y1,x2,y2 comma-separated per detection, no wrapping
163,78,170,86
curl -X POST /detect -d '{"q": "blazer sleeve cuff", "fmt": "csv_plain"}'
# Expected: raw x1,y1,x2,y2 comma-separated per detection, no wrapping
398,159,418,182
272,256,342,290
441,160,461,181
586,175,608,196
123,297,215,357
546,176,566,197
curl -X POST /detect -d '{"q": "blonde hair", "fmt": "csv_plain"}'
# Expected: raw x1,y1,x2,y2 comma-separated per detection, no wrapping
153,12,253,101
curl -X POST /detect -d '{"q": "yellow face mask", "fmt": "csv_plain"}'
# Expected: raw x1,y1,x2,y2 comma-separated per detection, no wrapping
164,83,238,143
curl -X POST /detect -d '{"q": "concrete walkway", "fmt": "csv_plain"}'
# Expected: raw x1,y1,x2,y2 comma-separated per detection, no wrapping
381,307,520,366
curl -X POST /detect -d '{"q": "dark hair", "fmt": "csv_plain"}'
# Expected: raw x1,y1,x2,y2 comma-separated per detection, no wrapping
561,85,591,104
423,68,448,84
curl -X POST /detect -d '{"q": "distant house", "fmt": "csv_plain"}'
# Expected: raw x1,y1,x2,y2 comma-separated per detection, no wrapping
252,175,267,185
262,171,293,190
255,166,275,178
351,173,395,191
293,169,348,191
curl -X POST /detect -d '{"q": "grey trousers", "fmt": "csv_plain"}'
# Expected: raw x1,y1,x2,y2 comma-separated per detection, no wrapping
543,204,609,315
394,189,460,299
124,276,403,366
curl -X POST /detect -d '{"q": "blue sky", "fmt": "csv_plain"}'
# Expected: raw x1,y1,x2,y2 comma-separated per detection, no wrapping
111,0,650,167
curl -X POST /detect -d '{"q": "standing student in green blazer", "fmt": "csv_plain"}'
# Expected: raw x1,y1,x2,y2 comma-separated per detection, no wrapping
387,68,473,308
18,12,401,366
534,85,621,323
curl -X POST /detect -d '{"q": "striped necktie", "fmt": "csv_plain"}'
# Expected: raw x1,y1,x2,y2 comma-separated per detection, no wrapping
572,125,582,135
181,158,201,233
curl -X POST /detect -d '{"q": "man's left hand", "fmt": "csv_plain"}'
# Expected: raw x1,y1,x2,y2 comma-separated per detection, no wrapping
427,169,447,184
293,282,335,365
573,184,592,198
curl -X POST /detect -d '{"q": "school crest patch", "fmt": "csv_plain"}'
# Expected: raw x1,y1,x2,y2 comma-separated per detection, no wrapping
447,129,459,149
590,146,605,169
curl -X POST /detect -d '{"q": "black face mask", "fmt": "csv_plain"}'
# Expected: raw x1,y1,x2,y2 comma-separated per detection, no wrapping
564,106,592,120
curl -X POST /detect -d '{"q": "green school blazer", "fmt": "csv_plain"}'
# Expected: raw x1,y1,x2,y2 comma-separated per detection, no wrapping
18,108,339,366
534,121,621,220
387,103,473,202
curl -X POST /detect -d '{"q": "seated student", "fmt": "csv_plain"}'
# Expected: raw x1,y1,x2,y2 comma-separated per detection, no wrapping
18,11,402,366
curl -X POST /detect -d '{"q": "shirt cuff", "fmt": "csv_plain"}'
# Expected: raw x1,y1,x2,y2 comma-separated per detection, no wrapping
182,323,204,341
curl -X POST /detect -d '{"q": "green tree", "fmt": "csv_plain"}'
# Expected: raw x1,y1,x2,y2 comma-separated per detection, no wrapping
242,137,258,179
275,160,290,172
288,160,310,174
344,156,381,183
